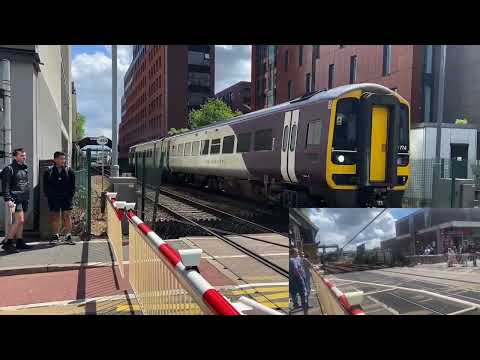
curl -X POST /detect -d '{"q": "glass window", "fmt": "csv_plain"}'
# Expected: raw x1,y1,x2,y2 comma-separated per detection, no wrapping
184,142,192,156
288,80,293,99
333,99,358,151
201,139,210,155
328,64,335,89
424,45,433,74
178,143,184,156
210,138,221,154
222,135,235,154
254,129,273,151
350,55,357,84
282,125,290,151
307,120,322,146
313,45,320,59
306,73,311,93
299,45,303,66
399,105,410,150
424,84,432,122
383,45,392,76
290,125,297,151
192,141,200,155
171,145,176,156
237,133,251,153
284,50,289,72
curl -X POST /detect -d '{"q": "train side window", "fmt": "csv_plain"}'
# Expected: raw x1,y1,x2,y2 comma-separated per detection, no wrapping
192,141,200,155
222,135,235,154
201,139,210,155
306,120,322,146
289,125,297,151
178,143,184,156
210,138,221,154
171,145,176,156
282,125,290,151
236,133,251,153
254,129,273,151
184,142,192,156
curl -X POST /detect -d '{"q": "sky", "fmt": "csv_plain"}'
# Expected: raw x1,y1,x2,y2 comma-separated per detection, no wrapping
306,208,419,251
71,45,251,138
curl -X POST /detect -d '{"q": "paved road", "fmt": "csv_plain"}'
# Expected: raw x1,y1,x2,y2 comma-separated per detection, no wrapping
327,264,480,315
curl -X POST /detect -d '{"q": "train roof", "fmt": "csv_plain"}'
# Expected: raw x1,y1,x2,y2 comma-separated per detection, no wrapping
130,83,407,148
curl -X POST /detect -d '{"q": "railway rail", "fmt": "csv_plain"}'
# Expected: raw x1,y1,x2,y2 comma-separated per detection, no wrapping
142,186,289,279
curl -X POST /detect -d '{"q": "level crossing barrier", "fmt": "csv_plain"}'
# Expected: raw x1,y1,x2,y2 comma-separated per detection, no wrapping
308,261,365,315
105,193,125,277
105,193,241,315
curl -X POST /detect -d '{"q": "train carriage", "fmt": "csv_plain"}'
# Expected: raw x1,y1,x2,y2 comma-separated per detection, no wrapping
129,83,410,207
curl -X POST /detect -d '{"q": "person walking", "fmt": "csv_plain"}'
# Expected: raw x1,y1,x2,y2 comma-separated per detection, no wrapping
43,151,76,245
1,148,32,253
301,251,312,307
289,248,308,315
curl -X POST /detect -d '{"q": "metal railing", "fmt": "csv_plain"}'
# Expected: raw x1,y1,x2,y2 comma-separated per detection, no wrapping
308,261,365,315
106,194,125,277
72,148,91,240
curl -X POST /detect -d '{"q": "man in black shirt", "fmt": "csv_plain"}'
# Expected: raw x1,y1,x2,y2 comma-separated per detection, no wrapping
1,148,32,253
43,151,76,245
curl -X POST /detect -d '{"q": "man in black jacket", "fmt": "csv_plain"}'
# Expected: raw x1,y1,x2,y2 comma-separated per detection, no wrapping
43,151,76,245
1,148,32,253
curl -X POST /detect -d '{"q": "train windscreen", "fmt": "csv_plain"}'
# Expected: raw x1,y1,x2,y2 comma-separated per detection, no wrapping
332,99,358,152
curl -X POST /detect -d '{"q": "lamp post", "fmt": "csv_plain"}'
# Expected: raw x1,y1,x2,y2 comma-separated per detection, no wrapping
111,45,119,177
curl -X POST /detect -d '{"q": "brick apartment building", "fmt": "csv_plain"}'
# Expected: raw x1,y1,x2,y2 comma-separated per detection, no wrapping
251,45,480,127
119,45,215,161
215,81,251,113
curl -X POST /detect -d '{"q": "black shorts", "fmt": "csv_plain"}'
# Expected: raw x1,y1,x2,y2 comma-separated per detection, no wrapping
48,198,73,212
14,200,29,213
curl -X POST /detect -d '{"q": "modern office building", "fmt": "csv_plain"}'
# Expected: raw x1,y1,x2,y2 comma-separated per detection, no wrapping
381,208,480,256
215,81,251,114
119,45,215,161
0,45,74,231
251,45,480,127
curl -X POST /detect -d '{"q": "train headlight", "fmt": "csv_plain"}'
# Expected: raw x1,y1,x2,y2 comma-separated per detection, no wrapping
337,155,345,163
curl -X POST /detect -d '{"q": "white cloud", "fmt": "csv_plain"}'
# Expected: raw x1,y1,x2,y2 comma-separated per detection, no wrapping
215,45,251,93
72,45,132,139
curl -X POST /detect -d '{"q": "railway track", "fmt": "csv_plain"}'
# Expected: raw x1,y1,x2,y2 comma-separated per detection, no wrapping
143,186,289,279
322,262,390,274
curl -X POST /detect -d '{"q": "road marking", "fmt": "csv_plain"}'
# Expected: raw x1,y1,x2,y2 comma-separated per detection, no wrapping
116,304,141,312
366,295,399,315
229,286,288,296
252,292,289,302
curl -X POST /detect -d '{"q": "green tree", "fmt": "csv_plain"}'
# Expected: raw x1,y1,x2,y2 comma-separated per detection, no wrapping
188,98,242,129
455,118,468,125
168,128,190,136
74,112,86,141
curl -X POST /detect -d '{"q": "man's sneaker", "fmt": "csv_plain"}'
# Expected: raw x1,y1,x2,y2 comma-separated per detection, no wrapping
64,235,75,245
2,241,19,254
16,239,33,250
49,234,60,244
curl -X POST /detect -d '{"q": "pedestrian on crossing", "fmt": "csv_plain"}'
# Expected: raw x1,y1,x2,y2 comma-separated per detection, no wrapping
301,251,312,306
289,247,308,315
1,148,33,253
43,151,76,245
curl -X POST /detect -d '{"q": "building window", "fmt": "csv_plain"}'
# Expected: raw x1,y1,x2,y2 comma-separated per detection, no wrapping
424,45,433,74
284,50,289,72
350,55,357,84
313,45,320,60
237,133,251,153
383,45,392,76
328,64,335,89
339,45,345,48
222,135,235,154
423,84,432,122
288,80,293,100
254,129,273,151
306,73,311,94
299,45,304,66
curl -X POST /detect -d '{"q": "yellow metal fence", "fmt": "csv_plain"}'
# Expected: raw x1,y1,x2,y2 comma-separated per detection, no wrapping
308,264,348,315
128,222,207,315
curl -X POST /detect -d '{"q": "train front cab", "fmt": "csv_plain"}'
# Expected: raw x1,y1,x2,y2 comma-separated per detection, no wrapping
325,89,410,207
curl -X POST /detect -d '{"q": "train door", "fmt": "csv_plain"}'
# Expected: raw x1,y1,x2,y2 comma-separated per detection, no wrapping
281,110,299,183
370,106,389,182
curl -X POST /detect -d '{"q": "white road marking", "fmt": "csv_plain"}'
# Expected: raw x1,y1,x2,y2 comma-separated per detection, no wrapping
202,253,288,260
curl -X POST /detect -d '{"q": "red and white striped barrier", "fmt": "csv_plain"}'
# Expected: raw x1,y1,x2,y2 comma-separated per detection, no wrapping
105,192,126,220
322,278,365,315
121,206,241,315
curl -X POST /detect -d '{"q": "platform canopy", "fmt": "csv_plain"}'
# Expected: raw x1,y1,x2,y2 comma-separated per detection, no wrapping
76,136,112,149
